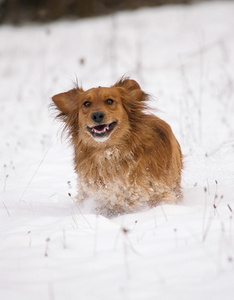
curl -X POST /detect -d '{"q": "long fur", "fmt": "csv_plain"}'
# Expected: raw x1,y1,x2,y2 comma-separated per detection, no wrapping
52,77,183,217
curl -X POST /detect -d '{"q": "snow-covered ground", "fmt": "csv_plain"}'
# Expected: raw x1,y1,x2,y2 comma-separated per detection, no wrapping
1,1,234,299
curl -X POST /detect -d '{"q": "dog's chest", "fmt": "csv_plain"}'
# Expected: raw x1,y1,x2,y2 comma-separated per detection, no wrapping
77,147,162,215
98,147,134,181
102,147,121,161
78,146,135,188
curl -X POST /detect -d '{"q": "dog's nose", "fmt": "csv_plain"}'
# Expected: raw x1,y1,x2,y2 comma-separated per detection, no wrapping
92,111,105,124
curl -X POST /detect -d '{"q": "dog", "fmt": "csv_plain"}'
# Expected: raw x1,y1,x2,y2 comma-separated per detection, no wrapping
52,78,183,217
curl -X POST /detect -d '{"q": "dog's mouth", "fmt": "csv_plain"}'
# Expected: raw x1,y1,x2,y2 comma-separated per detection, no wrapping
87,121,117,138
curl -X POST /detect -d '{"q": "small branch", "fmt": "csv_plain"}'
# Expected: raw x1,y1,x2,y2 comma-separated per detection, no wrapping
68,193,92,229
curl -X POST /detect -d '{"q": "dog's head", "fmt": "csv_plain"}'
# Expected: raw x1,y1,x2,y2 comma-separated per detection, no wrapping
52,78,148,146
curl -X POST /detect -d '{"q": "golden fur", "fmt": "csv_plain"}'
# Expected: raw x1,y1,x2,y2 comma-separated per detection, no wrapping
52,78,183,217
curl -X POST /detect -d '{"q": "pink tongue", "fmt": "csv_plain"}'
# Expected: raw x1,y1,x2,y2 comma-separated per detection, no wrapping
93,124,108,132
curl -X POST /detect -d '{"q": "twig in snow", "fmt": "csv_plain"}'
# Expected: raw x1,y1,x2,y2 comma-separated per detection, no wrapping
202,187,214,242
45,238,50,257
122,227,140,256
206,178,210,195
202,217,214,243
205,140,234,157
68,193,92,229
2,199,10,217
19,137,55,202
213,181,224,216
28,231,32,247
227,205,233,239
113,216,125,251
70,208,79,229
67,181,72,189
179,57,199,146
213,202,219,216
132,220,138,231
227,204,233,214
3,164,9,192
122,227,131,279
160,205,168,222
3,174,9,192
213,184,219,216
121,227,141,280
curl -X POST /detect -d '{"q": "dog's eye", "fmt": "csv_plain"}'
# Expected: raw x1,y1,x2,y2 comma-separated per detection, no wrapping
83,101,91,107
106,99,114,105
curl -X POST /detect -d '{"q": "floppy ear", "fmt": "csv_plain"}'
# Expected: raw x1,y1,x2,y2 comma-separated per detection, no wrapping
115,78,141,91
114,77,148,103
52,88,83,115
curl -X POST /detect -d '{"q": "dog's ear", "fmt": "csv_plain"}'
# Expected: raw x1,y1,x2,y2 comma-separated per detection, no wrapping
114,78,141,92
52,88,83,115
114,78,148,103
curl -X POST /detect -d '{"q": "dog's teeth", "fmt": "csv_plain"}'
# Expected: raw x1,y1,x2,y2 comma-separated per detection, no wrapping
89,123,114,136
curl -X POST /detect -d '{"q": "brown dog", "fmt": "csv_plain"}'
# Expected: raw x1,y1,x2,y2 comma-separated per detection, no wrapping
52,78,182,217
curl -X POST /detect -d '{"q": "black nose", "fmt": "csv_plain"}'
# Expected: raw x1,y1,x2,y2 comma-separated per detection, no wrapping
92,111,105,123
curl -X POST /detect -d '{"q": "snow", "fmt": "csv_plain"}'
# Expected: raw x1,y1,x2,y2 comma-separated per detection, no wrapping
1,1,234,299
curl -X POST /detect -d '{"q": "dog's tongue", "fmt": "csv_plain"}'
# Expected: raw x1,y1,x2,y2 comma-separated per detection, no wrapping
93,124,109,133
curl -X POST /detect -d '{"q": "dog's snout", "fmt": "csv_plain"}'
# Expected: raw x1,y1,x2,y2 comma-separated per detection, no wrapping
92,111,105,123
